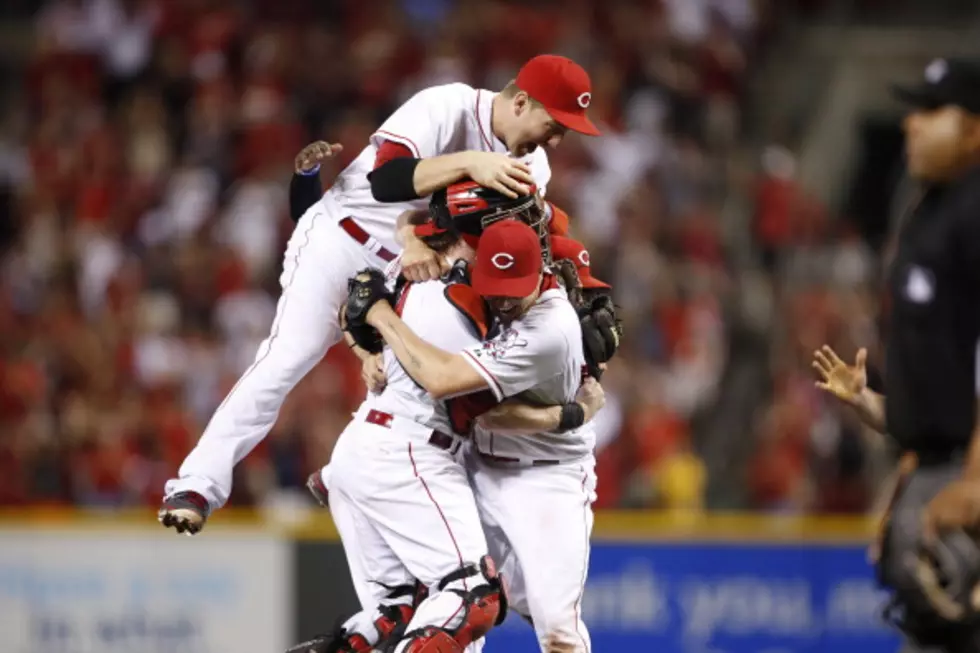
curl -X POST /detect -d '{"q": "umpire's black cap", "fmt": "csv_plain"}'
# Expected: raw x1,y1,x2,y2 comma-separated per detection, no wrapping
893,58,980,115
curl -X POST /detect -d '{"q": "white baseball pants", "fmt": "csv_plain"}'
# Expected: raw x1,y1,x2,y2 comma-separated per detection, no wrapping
468,451,597,653
327,408,492,643
165,201,392,508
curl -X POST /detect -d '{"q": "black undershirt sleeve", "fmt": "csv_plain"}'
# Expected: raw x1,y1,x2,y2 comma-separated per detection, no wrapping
289,170,324,223
368,157,422,203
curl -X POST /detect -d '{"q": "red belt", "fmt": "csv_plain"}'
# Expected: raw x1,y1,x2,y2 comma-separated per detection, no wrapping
340,217,396,262
478,452,560,467
365,409,459,453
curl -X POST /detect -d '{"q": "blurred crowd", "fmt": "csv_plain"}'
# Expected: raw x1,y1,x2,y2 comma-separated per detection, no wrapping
746,143,888,514
0,0,893,514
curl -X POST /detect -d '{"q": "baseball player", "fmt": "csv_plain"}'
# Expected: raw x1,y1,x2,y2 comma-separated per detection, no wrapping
291,207,606,653
158,54,601,533
348,218,598,652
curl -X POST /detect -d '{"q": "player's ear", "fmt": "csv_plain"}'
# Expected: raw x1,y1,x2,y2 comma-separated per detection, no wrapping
513,91,531,117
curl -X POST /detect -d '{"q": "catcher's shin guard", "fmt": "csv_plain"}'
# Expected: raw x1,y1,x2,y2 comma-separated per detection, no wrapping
398,555,508,653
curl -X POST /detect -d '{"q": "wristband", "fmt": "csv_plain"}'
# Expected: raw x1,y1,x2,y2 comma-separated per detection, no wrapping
298,164,321,176
558,402,586,432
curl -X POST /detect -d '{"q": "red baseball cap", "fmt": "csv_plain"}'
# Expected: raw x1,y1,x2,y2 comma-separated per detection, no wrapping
472,220,543,298
550,235,611,289
516,54,600,137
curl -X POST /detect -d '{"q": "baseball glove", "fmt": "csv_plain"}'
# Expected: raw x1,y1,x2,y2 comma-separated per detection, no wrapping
882,528,980,647
552,258,622,380
343,268,392,354
553,258,585,306
579,293,622,380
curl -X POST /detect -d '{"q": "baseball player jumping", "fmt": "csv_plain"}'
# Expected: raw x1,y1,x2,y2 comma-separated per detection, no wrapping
345,214,605,653
290,196,606,653
158,54,601,533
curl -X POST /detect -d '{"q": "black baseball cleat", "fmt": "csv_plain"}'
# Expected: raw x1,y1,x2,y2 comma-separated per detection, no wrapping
158,491,210,535
285,626,367,653
283,633,336,653
306,471,329,508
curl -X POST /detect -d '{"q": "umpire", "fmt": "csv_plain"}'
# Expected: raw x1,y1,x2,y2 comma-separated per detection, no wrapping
813,58,980,653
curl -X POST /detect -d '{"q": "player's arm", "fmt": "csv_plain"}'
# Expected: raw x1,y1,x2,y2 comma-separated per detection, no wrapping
854,389,886,433
371,150,534,202
366,86,532,202
367,301,488,400
476,378,604,435
395,209,430,246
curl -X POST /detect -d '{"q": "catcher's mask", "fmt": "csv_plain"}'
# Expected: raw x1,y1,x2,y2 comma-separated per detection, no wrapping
425,181,552,265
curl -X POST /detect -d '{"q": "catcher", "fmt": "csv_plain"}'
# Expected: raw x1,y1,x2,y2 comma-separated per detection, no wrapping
813,58,980,653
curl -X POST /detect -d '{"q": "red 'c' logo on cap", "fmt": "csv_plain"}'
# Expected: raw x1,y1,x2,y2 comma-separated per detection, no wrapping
577,92,592,109
578,251,590,267
491,253,515,270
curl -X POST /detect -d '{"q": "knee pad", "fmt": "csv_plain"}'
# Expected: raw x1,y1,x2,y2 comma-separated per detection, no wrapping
435,555,510,647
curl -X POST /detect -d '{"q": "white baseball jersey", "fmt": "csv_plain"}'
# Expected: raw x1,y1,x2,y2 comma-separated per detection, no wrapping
363,277,483,435
461,283,594,461
324,84,552,253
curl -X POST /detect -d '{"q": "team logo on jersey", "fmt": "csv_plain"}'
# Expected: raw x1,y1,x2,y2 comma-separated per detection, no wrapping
904,264,935,304
578,250,590,267
478,327,527,361
491,253,515,270
577,92,592,109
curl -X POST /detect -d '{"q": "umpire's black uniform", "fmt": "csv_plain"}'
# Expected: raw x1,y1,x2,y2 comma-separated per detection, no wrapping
877,60,980,653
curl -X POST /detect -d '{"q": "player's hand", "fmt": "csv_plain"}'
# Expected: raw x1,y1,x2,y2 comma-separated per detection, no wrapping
812,345,867,407
924,478,980,542
401,236,449,282
576,377,605,421
361,353,387,394
465,152,534,199
295,141,343,174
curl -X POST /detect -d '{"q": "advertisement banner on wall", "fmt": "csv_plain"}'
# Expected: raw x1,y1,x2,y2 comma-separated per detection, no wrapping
0,528,291,653
486,541,901,653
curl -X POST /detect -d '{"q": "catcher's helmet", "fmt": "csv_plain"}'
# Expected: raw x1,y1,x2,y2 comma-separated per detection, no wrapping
423,181,551,264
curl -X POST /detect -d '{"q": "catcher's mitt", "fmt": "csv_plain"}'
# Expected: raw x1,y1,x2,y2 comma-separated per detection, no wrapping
882,528,980,647
343,268,392,354
579,293,622,380
553,258,622,380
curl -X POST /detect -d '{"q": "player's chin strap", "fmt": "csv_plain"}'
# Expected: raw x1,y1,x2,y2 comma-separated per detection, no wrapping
394,555,509,653
286,582,427,653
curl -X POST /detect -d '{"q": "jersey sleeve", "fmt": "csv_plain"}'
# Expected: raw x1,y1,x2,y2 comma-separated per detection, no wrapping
460,323,569,402
374,141,415,168
528,149,552,197
370,85,463,159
